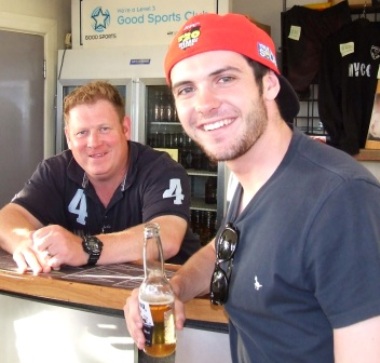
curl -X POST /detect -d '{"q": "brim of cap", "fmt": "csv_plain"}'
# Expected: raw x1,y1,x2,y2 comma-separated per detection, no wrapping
277,74,300,122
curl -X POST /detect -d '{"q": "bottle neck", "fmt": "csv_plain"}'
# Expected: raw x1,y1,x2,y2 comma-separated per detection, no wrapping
143,223,165,279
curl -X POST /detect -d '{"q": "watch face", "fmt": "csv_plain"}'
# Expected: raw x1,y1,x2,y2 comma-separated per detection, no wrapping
87,239,101,253
85,237,103,255
83,236,103,266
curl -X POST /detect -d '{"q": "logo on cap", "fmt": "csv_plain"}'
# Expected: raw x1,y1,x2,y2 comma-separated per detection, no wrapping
177,26,201,51
258,43,277,67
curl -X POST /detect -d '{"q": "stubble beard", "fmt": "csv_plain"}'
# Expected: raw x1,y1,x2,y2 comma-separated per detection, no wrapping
199,98,269,162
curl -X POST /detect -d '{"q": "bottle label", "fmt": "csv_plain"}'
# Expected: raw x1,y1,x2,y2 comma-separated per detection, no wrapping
139,298,176,348
139,300,154,346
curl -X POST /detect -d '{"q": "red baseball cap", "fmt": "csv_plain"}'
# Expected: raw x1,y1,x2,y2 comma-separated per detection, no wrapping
164,13,299,122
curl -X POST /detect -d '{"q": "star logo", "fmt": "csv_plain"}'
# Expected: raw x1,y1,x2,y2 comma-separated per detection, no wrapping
91,7,111,33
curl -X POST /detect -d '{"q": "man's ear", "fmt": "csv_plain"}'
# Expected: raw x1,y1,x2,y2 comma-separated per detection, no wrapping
262,71,281,101
64,126,72,149
122,116,131,139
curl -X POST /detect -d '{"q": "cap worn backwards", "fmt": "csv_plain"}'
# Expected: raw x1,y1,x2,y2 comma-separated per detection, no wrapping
164,13,299,122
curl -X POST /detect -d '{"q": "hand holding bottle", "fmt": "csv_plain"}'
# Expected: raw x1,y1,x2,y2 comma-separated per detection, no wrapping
138,223,177,358
123,286,186,352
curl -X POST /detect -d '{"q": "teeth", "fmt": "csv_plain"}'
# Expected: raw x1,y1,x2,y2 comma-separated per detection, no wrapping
203,119,232,131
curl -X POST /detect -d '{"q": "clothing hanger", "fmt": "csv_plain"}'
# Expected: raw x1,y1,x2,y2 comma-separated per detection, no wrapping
354,2,371,24
361,2,367,19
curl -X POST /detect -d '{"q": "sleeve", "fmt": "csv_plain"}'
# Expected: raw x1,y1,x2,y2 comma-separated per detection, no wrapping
139,153,192,223
306,178,380,328
11,159,67,226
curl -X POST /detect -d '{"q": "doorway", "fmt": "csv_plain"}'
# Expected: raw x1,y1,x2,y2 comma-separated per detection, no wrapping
0,30,44,207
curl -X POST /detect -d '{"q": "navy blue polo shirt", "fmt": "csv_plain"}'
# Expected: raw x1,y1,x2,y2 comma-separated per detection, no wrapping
12,141,200,263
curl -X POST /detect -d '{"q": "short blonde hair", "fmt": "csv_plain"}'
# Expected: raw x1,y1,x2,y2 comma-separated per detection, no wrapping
64,81,125,125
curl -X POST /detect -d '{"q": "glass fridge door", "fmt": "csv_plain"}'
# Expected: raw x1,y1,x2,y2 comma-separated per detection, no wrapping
145,84,220,245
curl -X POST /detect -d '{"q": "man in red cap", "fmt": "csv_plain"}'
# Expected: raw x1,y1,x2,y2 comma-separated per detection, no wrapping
125,13,380,362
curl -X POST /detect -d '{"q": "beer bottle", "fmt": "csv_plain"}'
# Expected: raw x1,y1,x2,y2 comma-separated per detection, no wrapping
153,91,165,122
138,223,176,358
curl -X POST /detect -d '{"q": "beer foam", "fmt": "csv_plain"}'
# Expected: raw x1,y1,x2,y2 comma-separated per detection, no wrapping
139,294,175,305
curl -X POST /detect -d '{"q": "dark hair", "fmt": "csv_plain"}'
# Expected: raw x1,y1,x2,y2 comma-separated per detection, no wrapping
64,81,125,125
244,57,283,113
244,56,268,96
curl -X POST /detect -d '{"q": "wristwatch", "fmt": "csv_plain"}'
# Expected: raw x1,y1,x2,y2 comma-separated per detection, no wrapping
82,235,103,266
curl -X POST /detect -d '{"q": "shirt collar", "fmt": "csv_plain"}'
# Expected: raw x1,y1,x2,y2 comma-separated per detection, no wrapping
67,147,130,191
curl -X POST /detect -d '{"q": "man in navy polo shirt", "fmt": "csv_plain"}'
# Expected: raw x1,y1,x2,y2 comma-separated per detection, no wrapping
0,81,200,273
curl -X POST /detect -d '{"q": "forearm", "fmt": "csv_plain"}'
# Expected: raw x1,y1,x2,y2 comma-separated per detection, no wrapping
0,203,42,253
95,215,187,265
95,226,144,264
170,241,216,302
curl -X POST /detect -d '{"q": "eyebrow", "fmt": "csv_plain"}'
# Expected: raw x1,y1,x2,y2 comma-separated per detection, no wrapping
172,65,243,91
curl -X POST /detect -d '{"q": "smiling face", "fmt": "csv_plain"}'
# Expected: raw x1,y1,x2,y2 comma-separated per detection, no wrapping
65,99,130,184
171,50,269,163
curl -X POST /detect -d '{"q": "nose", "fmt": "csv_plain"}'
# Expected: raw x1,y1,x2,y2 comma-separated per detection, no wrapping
87,130,101,148
194,86,221,115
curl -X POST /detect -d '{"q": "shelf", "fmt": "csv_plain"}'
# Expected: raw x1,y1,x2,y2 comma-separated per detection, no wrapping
186,169,217,177
149,121,181,126
191,197,217,212
354,149,380,161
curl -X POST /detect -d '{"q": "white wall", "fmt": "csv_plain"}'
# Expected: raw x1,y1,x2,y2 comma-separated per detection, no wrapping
0,0,70,49
232,0,283,50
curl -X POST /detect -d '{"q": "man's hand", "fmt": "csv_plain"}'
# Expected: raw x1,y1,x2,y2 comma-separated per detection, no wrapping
124,289,145,350
12,225,86,274
31,225,86,269
13,239,52,275
124,287,186,350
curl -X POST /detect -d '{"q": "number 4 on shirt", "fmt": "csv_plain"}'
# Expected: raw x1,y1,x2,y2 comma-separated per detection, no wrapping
163,178,184,205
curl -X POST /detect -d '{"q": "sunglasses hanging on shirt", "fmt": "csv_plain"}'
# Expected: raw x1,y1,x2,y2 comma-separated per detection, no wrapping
210,223,239,305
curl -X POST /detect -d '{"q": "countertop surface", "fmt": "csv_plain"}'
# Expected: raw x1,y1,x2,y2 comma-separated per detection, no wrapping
0,249,228,325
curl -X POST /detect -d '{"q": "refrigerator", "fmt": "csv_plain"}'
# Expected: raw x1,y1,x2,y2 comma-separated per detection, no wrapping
56,46,228,245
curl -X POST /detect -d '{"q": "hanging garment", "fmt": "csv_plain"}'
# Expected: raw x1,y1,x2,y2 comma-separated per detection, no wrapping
318,19,380,155
282,1,352,98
